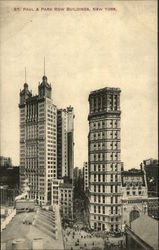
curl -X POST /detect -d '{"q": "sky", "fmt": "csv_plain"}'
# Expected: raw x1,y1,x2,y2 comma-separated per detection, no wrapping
0,0,158,169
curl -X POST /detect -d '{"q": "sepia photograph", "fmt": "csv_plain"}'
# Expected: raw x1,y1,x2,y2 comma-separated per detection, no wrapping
0,0,158,250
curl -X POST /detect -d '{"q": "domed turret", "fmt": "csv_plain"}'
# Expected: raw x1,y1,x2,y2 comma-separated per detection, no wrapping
38,74,52,99
19,70,32,105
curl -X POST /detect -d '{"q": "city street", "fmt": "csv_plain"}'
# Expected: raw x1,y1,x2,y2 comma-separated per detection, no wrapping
63,227,125,250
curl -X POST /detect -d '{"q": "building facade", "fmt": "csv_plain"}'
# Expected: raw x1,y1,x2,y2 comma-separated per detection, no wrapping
73,167,80,180
0,156,12,167
57,106,74,180
51,178,64,205
121,168,148,228
83,162,89,192
88,87,122,232
59,182,73,220
19,75,57,205
143,158,158,197
51,178,73,220
147,197,159,220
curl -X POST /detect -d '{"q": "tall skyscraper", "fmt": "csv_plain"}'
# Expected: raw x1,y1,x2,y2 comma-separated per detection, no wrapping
88,87,122,232
57,106,74,180
19,74,57,205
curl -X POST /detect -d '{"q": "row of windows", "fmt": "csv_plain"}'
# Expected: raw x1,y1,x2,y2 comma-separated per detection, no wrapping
93,185,119,193
90,131,120,139
126,190,142,196
39,108,44,112
91,164,119,172
90,153,120,161
90,120,119,130
91,142,119,148
93,174,120,182
20,108,25,114
94,195,119,203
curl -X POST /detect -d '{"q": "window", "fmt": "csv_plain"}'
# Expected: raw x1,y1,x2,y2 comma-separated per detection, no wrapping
94,195,96,202
98,206,101,213
115,207,118,214
103,165,105,171
103,174,105,182
133,191,136,196
103,196,105,203
94,205,96,213
103,207,105,214
94,174,96,182
111,174,113,182
94,165,96,171
111,207,113,214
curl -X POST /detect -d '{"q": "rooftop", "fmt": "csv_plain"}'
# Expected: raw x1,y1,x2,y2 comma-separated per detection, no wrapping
122,168,144,176
1,208,64,250
90,87,121,95
131,214,158,250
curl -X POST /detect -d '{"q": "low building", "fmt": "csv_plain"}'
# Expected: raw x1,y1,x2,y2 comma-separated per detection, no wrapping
59,182,73,221
0,156,12,167
143,158,158,197
51,179,64,205
0,185,19,206
51,178,73,221
121,167,148,228
125,213,158,250
83,162,89,192
147,197,159,220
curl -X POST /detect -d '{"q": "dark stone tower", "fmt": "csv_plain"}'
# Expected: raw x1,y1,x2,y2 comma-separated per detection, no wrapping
38,75,52,99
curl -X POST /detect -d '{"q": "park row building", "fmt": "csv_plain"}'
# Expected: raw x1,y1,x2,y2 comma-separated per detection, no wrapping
88,87,123,232
19,74,74,205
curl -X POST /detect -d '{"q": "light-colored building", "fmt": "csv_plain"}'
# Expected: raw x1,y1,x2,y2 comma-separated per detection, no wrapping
51,179,64,205
57,107,74,180
19,75,57,205
88,87,122,232
83,162,89,192
51,179,73,220
59,182,73,220
121,168,148,228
